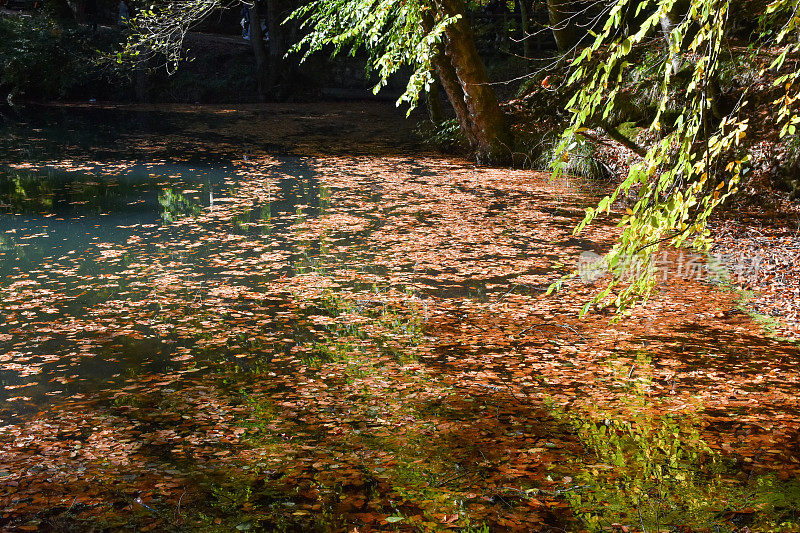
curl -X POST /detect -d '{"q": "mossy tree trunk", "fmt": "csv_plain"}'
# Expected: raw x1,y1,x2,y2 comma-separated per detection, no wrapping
425,0,512,165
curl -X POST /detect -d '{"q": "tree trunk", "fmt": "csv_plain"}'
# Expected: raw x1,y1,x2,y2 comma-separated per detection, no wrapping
46,0,74,21
660,0,690,71
425,80,444,124
265,0,295,98
548,0,578,54
248,4,269,101
660,14,682,72
431,0,512,165
421,11,480,148
518,0,532,62
135,56,148,103
427,41,478,145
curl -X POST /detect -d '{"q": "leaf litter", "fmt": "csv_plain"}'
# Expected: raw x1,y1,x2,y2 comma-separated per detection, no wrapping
0,103,798,532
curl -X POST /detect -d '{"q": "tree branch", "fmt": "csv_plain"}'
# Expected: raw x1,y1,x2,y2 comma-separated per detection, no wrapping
600,121,647,156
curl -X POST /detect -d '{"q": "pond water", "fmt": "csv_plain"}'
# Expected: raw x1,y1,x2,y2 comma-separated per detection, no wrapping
1,103,799,532
1,106,331,418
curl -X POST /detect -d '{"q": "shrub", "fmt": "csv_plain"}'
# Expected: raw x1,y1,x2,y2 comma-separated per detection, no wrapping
0,14,131,101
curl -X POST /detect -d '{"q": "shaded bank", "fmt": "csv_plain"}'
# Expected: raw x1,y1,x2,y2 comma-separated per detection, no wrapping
0,13,414,105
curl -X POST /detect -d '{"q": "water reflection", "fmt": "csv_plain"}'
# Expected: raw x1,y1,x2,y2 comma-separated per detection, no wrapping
0,163,226,276
0,147,330,421
1,105,799,532
554,356,800,532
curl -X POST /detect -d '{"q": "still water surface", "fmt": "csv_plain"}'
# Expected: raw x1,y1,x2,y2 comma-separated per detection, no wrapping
1,105,328,417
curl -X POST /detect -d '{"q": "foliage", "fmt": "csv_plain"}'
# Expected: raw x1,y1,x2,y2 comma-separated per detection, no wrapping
159,187,202,222
764,0,800,138
563,406,800,531
0,15,130,100
120,0,456,109
567,412,722,531
296,287,425,366
120,0,222,73
0,170,54,212
551,355,800,532
287,0,457,110
549,0,752,314
536,134,611,180
416,117,469,152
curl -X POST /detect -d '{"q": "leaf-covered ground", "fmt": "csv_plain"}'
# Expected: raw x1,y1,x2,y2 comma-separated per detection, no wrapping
1,103,799,532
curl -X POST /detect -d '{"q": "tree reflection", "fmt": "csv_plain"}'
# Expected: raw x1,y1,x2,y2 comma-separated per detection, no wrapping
0,170,54,213
158,187,201,223
556,357,800,532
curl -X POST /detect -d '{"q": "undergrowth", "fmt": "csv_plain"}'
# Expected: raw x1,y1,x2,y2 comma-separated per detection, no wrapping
0,15,131,101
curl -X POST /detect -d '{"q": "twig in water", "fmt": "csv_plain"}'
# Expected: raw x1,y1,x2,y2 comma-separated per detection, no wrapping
174,488,186,522
435,470,473,487
637,495,648,533
497,283,521,301
135,496,158,515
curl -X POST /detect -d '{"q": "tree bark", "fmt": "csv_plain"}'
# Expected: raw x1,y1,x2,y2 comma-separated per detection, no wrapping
421,10,479,147
248,4,269,101
425,79,444,124
431,0,512,165
264,0,299,98
265,0,283,95
660,14,682,72
518,0,532,62
548,0,578,54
